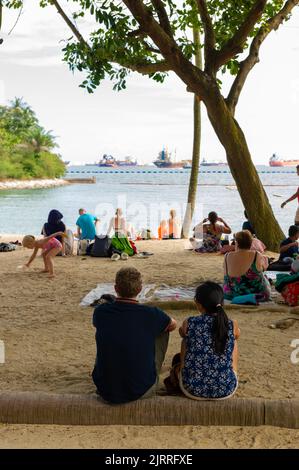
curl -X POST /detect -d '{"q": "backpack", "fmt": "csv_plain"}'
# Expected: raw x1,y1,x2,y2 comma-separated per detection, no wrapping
0,243,16,252
77,239,93,256
111,235,134,256
90,235,112,257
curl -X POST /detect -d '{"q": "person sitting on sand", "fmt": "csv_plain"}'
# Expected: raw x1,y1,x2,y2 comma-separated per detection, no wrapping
158,220,169,239
92,267,177,404
42,209,66,256
22,232,65,278
223,230,270,300
76,208,98,241
242,210,255,235
107,208,127,238
279,225,299,263
164,281,240,399
220,233,266,254
192,212,231,253
167,209,181,239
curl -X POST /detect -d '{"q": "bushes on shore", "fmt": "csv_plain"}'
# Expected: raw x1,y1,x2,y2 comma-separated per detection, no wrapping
0,98,65,179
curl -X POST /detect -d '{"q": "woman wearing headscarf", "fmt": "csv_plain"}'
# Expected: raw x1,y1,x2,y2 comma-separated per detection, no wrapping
42,210,66,256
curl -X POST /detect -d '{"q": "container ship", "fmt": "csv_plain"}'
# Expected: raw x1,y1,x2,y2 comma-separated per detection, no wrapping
153,148,191,168
269,154,299,167
115,156,138,167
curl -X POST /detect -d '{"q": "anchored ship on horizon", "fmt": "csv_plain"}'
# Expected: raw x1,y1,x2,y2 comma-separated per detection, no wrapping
269,153,299,167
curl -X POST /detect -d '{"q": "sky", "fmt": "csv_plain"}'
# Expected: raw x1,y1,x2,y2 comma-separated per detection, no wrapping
0,1,299,165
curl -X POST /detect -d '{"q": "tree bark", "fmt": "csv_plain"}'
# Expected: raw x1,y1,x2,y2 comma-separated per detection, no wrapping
181,28,202,239
205,92,284,250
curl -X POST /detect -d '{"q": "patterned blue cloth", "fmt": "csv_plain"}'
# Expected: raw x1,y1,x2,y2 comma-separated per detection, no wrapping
181,314,237,398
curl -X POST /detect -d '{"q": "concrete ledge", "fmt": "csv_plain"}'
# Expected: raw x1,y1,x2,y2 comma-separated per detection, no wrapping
1,392,298,428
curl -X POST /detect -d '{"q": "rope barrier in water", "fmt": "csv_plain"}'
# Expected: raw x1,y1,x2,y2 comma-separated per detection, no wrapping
67,170,294,175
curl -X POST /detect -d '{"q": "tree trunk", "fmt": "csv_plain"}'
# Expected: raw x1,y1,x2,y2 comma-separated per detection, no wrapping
206,93,284,251
181,28,202,239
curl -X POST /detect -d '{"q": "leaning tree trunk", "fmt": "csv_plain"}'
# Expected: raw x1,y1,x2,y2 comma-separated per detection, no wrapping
181,28,202,239
205,91,284,251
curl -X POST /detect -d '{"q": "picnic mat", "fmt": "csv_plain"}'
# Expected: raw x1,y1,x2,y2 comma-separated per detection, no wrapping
80,283,196,306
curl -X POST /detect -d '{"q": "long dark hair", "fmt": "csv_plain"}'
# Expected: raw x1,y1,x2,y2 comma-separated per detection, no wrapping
194,281,229,355
208,211,218,230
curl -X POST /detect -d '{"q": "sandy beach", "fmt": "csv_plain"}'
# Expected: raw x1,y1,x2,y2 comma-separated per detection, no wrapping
1,237,299,448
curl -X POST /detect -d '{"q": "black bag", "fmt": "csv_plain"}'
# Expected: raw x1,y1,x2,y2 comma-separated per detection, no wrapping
0,243,16,252
90,236,112,257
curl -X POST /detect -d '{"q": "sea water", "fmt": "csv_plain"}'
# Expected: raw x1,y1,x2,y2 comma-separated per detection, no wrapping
0,165,296,236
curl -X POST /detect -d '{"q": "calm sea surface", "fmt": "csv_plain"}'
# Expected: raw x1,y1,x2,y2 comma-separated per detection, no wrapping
0,165,297,236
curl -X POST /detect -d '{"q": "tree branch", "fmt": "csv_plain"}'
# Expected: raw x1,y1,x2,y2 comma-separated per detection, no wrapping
214,1,267,70
151,0,173,37
51,0,87,45
126,60,170,74
226,0,299,115
50,0,171,75
195,0,215,71
122,0,211,100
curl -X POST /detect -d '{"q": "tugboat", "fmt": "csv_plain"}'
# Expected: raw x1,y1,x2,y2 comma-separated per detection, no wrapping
153,148,189,168
98,154,117,167
115,156,138,167
269,153,299,167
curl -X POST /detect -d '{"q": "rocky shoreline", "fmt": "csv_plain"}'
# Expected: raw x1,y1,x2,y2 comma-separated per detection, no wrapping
0,178,70,191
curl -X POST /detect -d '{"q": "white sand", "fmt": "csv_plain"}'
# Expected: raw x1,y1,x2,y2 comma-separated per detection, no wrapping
0,238,298,448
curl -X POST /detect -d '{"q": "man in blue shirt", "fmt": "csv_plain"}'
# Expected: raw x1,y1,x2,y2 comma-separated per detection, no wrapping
92,267,177,404
279,225,299,262
76,208,98,240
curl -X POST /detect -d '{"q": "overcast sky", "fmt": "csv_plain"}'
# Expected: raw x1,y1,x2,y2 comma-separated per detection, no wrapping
0,1,299,165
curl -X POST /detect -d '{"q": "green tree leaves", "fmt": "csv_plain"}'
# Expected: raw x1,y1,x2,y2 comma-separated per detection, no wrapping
0,98,64,179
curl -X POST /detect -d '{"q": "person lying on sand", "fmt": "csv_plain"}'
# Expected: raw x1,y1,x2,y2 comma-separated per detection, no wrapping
22,232,65,278
164,281,240,399
92,267,177,404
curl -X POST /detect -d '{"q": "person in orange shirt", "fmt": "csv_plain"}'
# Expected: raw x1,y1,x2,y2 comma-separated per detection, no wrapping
158,220,169,239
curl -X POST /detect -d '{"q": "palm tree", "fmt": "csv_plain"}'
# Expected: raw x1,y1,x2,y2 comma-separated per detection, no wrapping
23,126,57,154
2,97,38,136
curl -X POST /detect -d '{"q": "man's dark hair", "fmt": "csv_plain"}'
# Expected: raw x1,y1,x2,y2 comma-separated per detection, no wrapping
288,225,299,237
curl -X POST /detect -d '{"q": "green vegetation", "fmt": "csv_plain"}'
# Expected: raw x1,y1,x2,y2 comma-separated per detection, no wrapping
0,98,65,179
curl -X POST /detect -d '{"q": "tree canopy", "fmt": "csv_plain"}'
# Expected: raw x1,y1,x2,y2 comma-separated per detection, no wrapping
0,98,65,179
4,0,292,107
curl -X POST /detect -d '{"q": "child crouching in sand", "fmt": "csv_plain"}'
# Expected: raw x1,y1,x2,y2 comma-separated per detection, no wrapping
164,281,240,399
22,232,65,278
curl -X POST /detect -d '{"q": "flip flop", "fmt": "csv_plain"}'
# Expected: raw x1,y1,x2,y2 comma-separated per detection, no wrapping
121,252,129,260
111,253,121,261
136,253,150,259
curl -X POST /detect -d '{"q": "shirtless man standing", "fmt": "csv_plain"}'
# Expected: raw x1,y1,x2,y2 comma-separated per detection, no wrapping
281,165,299,225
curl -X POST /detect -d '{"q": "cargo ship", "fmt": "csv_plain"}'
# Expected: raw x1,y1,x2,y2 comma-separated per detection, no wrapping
98,154,117,168
153,148,191,168
201,158,227,166
269,154,299,167
115,156,138,167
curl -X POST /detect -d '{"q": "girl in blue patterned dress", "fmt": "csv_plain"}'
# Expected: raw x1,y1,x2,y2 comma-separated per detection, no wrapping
165,282,240,399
